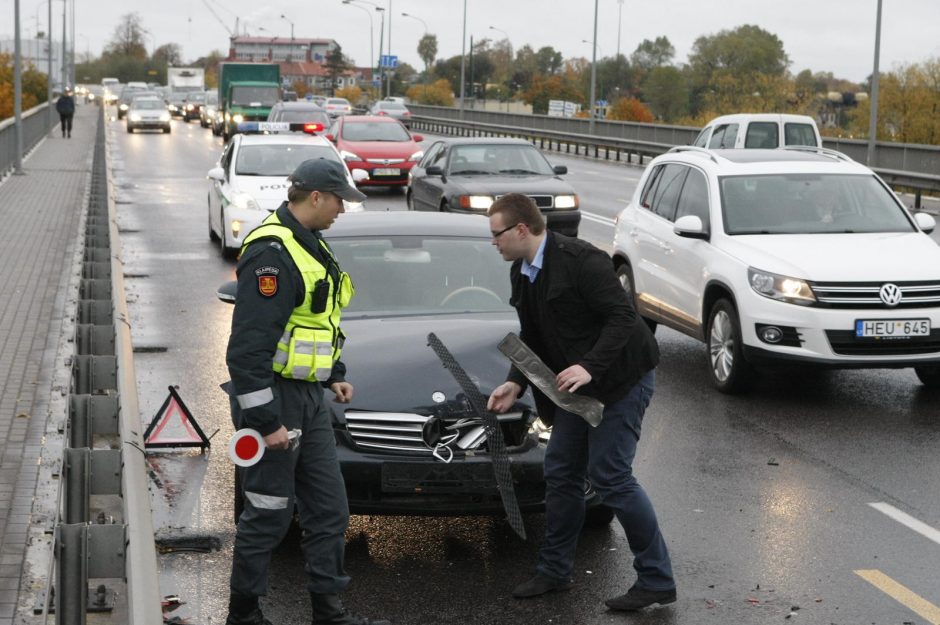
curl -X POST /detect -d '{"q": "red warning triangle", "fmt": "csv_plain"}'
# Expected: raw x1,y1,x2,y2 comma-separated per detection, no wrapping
144,386,211,449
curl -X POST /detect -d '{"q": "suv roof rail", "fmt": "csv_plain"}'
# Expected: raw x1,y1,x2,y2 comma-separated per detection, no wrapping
668,145,720,164
779,145,853,162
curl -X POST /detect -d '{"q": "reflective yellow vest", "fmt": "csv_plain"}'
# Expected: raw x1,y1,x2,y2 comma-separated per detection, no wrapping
241,213,354,382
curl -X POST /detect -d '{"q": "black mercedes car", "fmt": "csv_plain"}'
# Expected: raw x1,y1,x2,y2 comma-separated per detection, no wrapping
406,138,582,237
219,212,610,527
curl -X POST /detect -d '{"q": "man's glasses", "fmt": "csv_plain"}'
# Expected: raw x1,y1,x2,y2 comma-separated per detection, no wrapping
491,223,518,239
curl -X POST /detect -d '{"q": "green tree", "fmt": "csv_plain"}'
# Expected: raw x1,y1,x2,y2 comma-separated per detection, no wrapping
153,43,182,66
642,65,689,121
324,45,350,96
417,34,438,78
630,36,675,71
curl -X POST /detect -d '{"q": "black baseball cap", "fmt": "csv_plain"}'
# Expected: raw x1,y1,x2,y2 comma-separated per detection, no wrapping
288,158,367,202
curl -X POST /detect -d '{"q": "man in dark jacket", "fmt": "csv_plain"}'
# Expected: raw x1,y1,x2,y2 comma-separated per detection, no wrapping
55,88,75,138
486,193,676,612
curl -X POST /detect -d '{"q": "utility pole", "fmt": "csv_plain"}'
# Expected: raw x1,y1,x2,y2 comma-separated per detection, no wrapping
866,0,882,166
47,0,54,134
459,0,466,119
61,0,66,88
14,0,25,174
588,0,598,135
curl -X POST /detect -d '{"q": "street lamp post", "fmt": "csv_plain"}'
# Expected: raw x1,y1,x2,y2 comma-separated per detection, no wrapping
459,0,467,118
280,14,294,61
616,0,624,59
46,0,53,134
14,0,25,174
342,1,374,91
587,0,599,135
488,25,511,112
867,0,882,166
400,12,427,33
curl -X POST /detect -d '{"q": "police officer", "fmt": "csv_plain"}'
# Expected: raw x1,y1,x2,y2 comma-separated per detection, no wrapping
224,159,389,625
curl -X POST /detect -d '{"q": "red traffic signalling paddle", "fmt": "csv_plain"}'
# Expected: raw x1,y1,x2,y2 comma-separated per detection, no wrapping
228,429,265,467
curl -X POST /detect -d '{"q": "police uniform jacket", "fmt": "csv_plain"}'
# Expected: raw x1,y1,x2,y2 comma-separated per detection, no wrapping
506,231,659,424
226,202,346,436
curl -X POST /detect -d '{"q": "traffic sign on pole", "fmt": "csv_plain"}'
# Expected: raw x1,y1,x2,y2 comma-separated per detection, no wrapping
380,55,398,68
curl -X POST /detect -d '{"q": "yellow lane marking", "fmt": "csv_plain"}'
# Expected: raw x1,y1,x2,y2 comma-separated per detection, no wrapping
854,569,940,624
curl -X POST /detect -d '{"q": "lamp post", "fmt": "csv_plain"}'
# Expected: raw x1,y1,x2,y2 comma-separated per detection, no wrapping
587,0,599,135
867,0,882,166
459,0,467,118
342,0,374,89
14,0,24,174
488,25,511,112
344,0,387,95
280,14,294,61
616,0,624,59
400,12,427,33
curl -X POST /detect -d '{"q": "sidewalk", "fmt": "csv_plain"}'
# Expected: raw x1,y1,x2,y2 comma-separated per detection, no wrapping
0,103,98,625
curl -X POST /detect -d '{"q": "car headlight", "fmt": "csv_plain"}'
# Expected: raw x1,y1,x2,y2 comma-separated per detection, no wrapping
119,104,128,111
458,195,495,211
232,114,244,123
554,194,579,209
340,150,362,162
407,150,424,162
128,113,142,122
343,200,364,212
159,112,171,122
528,416,551,443
230,192,261,211
748,267,816,306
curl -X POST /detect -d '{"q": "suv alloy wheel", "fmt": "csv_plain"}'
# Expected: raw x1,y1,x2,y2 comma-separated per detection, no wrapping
707,298,754,393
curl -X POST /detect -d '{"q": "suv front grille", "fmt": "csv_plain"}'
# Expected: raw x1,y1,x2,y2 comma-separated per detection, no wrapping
345,412,432,454
826,329,940,356
812,281,940,309
496,194,554,209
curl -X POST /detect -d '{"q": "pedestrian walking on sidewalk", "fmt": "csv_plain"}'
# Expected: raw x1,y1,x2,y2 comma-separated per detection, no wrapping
55,88,75,138
486,193,677,612
223,159,390,625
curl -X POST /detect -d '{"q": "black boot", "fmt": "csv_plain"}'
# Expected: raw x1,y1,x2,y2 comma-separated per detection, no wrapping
310,593,390,625
226,593,273,625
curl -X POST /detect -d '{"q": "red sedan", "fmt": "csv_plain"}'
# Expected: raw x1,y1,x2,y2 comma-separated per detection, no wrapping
327,116,424,188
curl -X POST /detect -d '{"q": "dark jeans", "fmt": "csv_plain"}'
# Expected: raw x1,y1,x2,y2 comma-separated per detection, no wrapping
59,113,73,135
536,370,675,591
230,378,351,597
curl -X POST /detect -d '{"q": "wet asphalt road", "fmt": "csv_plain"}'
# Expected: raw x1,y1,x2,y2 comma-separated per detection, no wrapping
106,113,940,625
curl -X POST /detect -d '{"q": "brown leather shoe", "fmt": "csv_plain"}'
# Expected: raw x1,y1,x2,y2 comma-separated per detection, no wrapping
512,573,573,599
605,586,676,611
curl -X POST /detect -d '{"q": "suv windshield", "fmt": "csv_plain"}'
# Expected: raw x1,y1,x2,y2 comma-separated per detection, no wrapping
720,174,914,235
231,86,279,107
235,145,339,176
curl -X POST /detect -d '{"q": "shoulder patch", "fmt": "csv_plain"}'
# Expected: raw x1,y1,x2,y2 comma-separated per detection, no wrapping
254,266,280,277
257,274,278,297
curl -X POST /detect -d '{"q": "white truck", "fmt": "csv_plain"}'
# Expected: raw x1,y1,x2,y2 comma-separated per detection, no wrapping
167,67,205,94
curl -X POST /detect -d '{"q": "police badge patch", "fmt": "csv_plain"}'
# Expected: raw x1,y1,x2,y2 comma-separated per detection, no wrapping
255,266,280,297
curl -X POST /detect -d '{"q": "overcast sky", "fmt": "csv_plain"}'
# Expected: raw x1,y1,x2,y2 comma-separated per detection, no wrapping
4,0,940,84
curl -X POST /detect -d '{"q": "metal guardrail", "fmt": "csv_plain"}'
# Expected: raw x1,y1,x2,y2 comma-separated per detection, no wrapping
407,105,940,203
0,102,55,177
43,105,162,625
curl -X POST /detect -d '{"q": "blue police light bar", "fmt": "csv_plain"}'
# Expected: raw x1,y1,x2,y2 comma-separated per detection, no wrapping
236,122,324,135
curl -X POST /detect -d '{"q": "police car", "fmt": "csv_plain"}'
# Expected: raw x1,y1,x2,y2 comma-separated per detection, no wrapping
207,122,369,259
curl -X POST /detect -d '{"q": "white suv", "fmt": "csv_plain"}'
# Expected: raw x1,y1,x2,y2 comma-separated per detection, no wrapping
611,146,940,393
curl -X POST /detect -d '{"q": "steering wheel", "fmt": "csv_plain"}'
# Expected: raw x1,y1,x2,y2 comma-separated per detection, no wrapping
440,286,503,307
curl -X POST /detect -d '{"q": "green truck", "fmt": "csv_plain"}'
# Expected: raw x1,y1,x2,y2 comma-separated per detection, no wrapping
217,62,281,141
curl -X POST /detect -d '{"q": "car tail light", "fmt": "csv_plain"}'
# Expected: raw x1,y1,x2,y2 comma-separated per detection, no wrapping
304,123,323,133
377,111,387,115
403,111,411,116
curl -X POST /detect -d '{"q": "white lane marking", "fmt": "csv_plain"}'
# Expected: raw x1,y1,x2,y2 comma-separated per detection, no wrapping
869,502,940,546
582,211,616,227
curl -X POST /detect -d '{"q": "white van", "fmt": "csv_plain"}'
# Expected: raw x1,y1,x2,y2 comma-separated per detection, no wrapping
692,113,821,149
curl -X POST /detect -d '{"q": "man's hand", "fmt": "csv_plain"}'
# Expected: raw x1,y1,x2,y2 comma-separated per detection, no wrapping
556,364,592,393
487,381,522,413
263,425,290,450
331,381,354,403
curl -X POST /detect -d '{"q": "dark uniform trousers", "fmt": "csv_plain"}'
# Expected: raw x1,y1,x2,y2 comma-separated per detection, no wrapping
230,376,351,597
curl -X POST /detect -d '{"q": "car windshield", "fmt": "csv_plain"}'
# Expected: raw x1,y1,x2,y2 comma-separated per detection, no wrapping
132,100,164,110
231,86,280,107
447,144,554,176
277,110,331,125
235,146,339,176
328,236,512,316
720,174,915,235
341,121,411,142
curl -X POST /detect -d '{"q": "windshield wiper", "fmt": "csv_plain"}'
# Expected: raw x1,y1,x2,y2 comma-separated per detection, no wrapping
498,169,541,175
450,169,493,175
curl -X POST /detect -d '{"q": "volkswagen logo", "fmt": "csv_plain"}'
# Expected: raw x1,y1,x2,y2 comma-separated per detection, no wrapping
879,283,903,307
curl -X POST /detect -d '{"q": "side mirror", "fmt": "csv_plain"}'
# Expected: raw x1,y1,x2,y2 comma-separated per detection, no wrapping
207,167,225,182
553,165,568,175
217,280,237,304
426,165,444,176
673,215,709,240
915,212,936,234
351,168,369,183
411,134,424,143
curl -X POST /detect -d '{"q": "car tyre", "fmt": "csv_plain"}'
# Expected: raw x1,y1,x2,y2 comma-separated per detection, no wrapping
405,190,415,211
208,200,220,242
706,298,754,394
914,365,940,388
126,126,133,134
221,211,238,260
163,127,171,134
615,263,657,334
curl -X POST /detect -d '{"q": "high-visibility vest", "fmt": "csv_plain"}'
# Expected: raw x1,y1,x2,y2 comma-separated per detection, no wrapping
241,213,354,382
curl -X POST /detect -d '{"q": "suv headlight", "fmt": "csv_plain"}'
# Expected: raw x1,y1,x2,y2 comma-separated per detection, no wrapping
232,114,244,123
458,195,495,210
230,192,261,211
748,268,816,306
554,194,579,209
128,113,142,122
159,112,171,122
119,103,129,111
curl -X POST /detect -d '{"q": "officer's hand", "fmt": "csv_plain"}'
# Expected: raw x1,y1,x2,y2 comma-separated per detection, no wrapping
331,381,354,404
487,381,521,413
557,364,592,393
263,426,290,450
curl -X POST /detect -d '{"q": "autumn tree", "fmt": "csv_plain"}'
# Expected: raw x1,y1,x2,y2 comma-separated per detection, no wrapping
630,37,675,72
152,43,182,66
105,13,148,60
848,59,940,144
520,73,583,114
406,78,454,106
0,54,48,120
607,97,654,122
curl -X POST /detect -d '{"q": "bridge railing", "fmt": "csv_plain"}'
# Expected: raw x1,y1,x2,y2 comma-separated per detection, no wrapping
0,103,56,176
